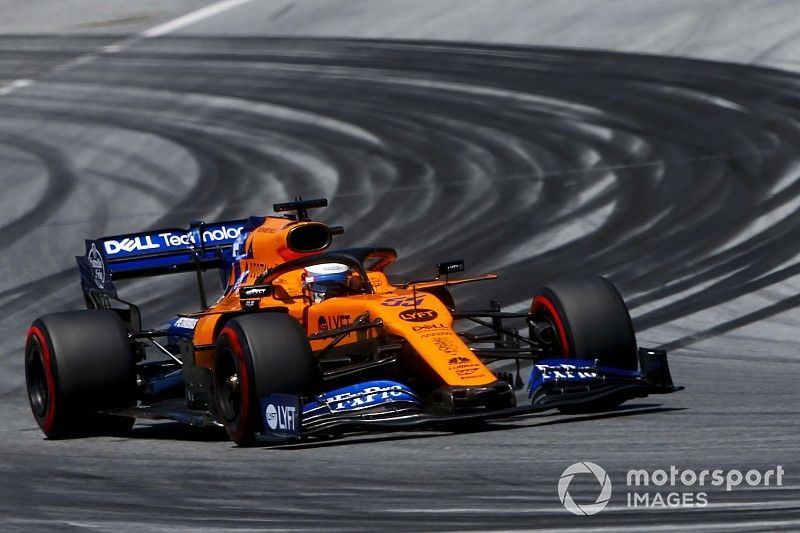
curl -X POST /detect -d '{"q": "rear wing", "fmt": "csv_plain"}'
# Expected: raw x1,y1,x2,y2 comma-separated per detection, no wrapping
76,218,258,318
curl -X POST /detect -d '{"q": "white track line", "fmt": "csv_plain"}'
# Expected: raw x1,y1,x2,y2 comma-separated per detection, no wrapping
0,0,252,97
141,0,254,37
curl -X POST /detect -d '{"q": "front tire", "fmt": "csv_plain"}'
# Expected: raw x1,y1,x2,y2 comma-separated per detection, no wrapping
213,313,319,445
530,276,637,369
25,310,136,438
530,276,637,412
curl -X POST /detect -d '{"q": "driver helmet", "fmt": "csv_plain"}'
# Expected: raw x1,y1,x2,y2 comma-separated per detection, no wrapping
303,263,349,303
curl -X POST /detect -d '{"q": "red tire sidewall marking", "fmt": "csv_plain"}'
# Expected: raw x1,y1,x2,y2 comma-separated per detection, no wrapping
531,296,571,357
27,326,57,433
220,326,251,441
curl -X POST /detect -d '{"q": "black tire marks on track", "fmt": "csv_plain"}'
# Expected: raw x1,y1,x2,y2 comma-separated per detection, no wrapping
1,37,799,531
3,36,800,366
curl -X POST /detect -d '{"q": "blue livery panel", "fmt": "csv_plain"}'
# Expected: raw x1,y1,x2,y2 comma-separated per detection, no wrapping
299,381,422,434
303,380,421,414
98,220,249,273
527,358,642,398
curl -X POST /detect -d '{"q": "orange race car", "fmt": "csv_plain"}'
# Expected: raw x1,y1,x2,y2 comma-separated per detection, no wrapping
25,199,680,444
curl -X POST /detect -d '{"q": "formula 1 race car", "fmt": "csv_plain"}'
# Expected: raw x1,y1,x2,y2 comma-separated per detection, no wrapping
25,199,680,444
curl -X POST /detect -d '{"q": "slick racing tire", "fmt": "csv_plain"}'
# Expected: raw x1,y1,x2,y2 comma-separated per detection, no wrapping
530,276,637,413
213,313,319,446
531,276,637,368
25,310,136,439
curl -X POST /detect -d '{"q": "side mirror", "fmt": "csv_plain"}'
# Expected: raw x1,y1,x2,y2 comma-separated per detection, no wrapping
436,260,464,278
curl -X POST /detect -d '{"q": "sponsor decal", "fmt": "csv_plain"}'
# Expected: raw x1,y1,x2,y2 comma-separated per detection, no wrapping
318,314,351,332
324,385,408,412
87,243,105,288
433,337,460,357
104,235,160,255
240,286,268,298
420,330,452,338
437,260,465,275
447,354,481,376
247,262,269,273
452,365,480,376
265,403,297,431
528,361,603,398
173,317,198,330
535,363,597,380
261,394,301,436
382,295,425,307
302,381,421,418
103,225,245,257
399,308,438,322
159,225,243,247
412,323,448,332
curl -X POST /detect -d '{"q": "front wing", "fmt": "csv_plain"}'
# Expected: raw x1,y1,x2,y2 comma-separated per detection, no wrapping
255,348,682,441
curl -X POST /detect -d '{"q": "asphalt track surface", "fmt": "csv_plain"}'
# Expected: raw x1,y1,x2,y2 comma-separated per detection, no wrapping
1,34,800,531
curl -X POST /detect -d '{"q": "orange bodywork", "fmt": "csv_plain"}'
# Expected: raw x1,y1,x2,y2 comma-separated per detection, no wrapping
189,216,499,388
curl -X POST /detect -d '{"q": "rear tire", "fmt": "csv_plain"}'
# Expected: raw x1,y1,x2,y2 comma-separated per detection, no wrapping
213,313,319,445
530,276,637,412
25,310,136,438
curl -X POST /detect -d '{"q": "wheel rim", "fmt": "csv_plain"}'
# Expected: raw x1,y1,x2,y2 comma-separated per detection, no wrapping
531,295,571,357
531,316,559,354
216,347,241,422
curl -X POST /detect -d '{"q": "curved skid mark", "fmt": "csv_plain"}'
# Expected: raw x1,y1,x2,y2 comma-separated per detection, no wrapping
0,134,79,251
3,38,800,358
